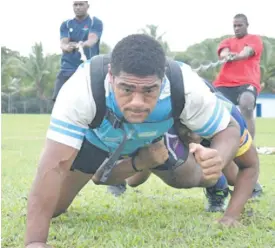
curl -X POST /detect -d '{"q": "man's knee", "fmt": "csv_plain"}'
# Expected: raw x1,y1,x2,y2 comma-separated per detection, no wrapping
52,209,67,218
239,92,255,118
155,169,202,189
127,181,142,188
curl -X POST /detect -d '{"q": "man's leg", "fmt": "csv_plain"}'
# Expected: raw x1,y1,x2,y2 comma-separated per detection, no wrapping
238,90,256,139
52,72,72,102
151,152,211,189
222,161,239,186
127,170,152,187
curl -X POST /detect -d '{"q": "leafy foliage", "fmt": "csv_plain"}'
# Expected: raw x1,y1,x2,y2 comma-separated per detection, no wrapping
1,30,275,113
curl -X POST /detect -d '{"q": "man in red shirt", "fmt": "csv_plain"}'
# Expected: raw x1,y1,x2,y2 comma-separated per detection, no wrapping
213,14,263,139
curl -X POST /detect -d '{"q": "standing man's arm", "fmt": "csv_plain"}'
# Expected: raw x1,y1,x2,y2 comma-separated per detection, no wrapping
217,39,231,59
25,64,95,247
60,21,77,53
81,18,103,48
231,35,263,61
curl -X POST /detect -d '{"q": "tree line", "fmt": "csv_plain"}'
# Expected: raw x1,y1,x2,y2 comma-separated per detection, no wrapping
2,25,275,114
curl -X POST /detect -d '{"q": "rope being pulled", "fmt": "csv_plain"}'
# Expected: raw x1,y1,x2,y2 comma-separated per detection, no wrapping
192,54,236,72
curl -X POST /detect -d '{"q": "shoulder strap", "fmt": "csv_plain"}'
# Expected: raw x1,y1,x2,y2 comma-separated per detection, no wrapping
203,79,217,93
89,54,110,128
165,59,186,120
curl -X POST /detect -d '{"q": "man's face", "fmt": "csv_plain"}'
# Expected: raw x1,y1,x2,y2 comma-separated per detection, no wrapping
233,18,248,38
109,70,162,123
73,1,89,18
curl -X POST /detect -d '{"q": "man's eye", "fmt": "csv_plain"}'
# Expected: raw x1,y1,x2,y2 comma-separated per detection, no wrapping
123,88,132,93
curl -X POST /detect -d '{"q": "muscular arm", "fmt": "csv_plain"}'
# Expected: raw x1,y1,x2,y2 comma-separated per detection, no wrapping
60,38,77,53
82,33,99,48
224,147,259,220
210,117,240,169
81,18,103,48
179,63,240,168
25,140,78,245
25,63,94,245
219,48,231,59
233,46,255,61
59,21,77,53
60,37,69,52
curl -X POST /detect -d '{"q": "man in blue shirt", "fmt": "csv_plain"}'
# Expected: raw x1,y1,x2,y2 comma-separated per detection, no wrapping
52,1,103,101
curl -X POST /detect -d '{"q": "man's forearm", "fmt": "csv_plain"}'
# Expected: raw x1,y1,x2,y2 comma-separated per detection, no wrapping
92,158,139,185
219,48,230,59
234,46,255,61
224,166,258,219
210,122,240,169
25,167,63,246
82,35,98,48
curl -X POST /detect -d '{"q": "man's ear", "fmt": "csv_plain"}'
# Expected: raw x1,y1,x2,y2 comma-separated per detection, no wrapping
108,64,114,84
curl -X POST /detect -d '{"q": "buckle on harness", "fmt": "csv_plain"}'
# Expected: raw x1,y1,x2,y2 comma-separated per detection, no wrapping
105,109,124,129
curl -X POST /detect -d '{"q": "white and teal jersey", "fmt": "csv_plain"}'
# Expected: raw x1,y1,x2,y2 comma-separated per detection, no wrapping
47,61,230,154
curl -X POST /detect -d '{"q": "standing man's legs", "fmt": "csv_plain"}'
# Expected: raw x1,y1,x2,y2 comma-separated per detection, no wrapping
216,85,257,139
238,90,256,139
52,72,74,102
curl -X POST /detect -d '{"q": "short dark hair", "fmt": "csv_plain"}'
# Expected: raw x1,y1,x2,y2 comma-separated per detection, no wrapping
234,13,248,24
111,34,166,79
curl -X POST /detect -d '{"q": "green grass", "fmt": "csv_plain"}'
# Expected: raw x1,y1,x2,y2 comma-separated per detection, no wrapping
2,115,275,248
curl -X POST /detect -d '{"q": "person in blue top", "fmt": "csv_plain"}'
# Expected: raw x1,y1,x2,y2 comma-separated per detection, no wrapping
52,1,103,101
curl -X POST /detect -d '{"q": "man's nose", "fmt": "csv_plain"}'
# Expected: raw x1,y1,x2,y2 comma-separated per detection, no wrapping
130,92,145,106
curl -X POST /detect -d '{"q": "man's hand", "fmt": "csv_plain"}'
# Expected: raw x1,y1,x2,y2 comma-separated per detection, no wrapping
135,138,169,170
217,216,242,228
189,143,223,182
224,52,238,62
64,42,78,53
26,242,52,248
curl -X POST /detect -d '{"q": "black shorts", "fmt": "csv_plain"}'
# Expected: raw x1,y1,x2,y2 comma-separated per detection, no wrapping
216,84,257,107
71,131,189,174
52,71,74,101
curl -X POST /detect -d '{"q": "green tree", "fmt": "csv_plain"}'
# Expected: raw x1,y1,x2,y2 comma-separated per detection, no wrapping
100,41,112,54
260,37,275,92
8,43,60,113
139,24,171,55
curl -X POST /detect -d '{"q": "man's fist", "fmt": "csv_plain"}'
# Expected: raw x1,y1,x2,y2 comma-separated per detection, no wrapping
135,138,169,170
189,143,223,182
64,42,78,53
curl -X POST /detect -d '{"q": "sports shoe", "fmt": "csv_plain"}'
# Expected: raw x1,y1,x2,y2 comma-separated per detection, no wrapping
251,182,263,198
204,187,229,212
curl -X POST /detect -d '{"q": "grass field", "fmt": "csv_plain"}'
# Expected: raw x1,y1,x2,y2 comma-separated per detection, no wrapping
2,115,275,248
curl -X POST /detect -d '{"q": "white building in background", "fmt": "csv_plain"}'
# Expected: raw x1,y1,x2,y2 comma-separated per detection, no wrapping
255,94,275,118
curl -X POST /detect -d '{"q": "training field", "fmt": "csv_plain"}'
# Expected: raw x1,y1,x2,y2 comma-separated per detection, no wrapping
2,115,275,248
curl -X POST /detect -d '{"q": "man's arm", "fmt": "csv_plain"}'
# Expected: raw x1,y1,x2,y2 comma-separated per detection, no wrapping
25,141,78,246
232,35,263,61
209,117,240,168
231,46,255,61
179,64,240,169
25,63,94,246
223,153,259,221
219,48,231,59
82,18,103,48
217,39,231,59
59,21,77,53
